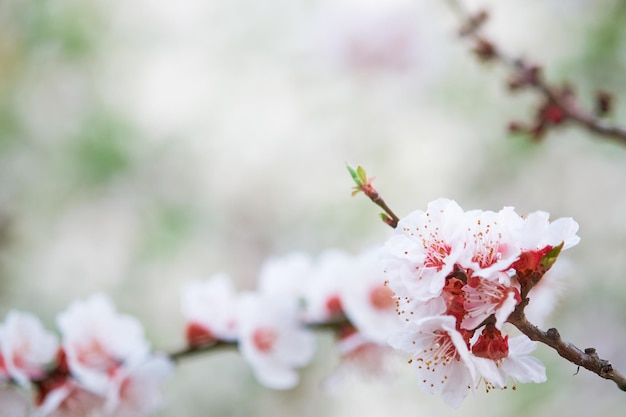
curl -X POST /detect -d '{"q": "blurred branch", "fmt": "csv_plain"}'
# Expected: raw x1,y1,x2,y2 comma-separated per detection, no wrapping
169,341,236,363
167,318,351,363
447,0,626,144
508,310,626,391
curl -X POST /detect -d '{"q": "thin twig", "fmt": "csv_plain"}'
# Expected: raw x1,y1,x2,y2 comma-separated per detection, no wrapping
362,183,400,228
447,0,626,144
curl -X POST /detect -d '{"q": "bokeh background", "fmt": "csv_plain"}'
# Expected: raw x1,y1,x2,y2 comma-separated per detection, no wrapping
1,0,626,415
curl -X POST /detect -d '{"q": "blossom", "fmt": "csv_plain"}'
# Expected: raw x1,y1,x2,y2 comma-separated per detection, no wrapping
301,250,350,323
461,275,521,330
104,354,173,417
37,379,104,417
258,250,348,323
513,211,580,252
322,329,395,392
180,274,238,346
382,199,572,405
56,294,150,395
388,315,477,408
382,198,467,302
339,248,403,343
462,207,521,278
470,329,545,389
0,311,58,387
237,292,315,390
497,335,546,385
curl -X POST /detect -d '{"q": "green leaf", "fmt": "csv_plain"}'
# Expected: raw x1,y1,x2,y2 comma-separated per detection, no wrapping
346,164,362,186
356,165,368,184
540,242,564,271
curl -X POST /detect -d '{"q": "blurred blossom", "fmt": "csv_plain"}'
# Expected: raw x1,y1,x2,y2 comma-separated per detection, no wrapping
56,294,150,394
0,311,58,387
311,1,444,84
237,292,316,390
180,274,239,345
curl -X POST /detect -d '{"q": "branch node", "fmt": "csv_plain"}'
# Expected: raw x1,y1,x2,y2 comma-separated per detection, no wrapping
546,328,561,340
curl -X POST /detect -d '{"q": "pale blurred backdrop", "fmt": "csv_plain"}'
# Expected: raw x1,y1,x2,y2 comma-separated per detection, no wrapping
1,0,626,415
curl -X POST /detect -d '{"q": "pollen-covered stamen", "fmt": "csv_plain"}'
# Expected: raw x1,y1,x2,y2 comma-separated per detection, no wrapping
470,221,507,269
415,330,459,373
423,238,452,270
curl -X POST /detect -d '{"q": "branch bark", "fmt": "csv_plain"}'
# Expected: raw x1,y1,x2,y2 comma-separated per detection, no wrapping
508,310,626,391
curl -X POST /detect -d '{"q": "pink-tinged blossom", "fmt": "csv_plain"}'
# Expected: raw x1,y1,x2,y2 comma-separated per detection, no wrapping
37,379,104,417
391,279,447,327
302,250,350,323
323,330,395,393
56,294,150,395
180,274,238,345
382,198,467,302
388,315,477,408
340,248,403,343
462,208,521,278
462,275,521,331
0,311,58,387
237,293,315,390
258,250,348,323
0,385,30,417
513,211,580,252
469,329,546,390
104,354,173,417
497,335,547,385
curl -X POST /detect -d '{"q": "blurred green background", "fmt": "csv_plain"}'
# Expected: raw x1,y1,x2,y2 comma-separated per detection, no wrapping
1,0,626,415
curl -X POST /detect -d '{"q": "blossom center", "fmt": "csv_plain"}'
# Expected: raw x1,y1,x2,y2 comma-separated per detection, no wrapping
423,240,452,270
369,285,395,310
185,322,216,347
417,331,458,371
325,295,344,317
252,327,278,353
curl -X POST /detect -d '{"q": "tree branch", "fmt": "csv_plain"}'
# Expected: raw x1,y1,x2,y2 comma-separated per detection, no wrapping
447,0,626,144
508,309,626,391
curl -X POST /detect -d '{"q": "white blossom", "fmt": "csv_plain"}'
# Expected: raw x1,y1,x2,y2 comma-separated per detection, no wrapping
237,292,315,390
56,294,150,395
180,274,238,343
0,311,58,387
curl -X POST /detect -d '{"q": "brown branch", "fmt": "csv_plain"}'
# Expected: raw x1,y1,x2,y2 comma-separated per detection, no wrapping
168,341,236,363
447,0,626,144
348,164,400,228
508,309,626,391
361,183,400,228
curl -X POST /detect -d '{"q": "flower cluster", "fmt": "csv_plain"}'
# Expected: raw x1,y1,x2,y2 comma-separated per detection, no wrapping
180,247,402,390
0,294,171,417
0,197,583,414
382,198,579,407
